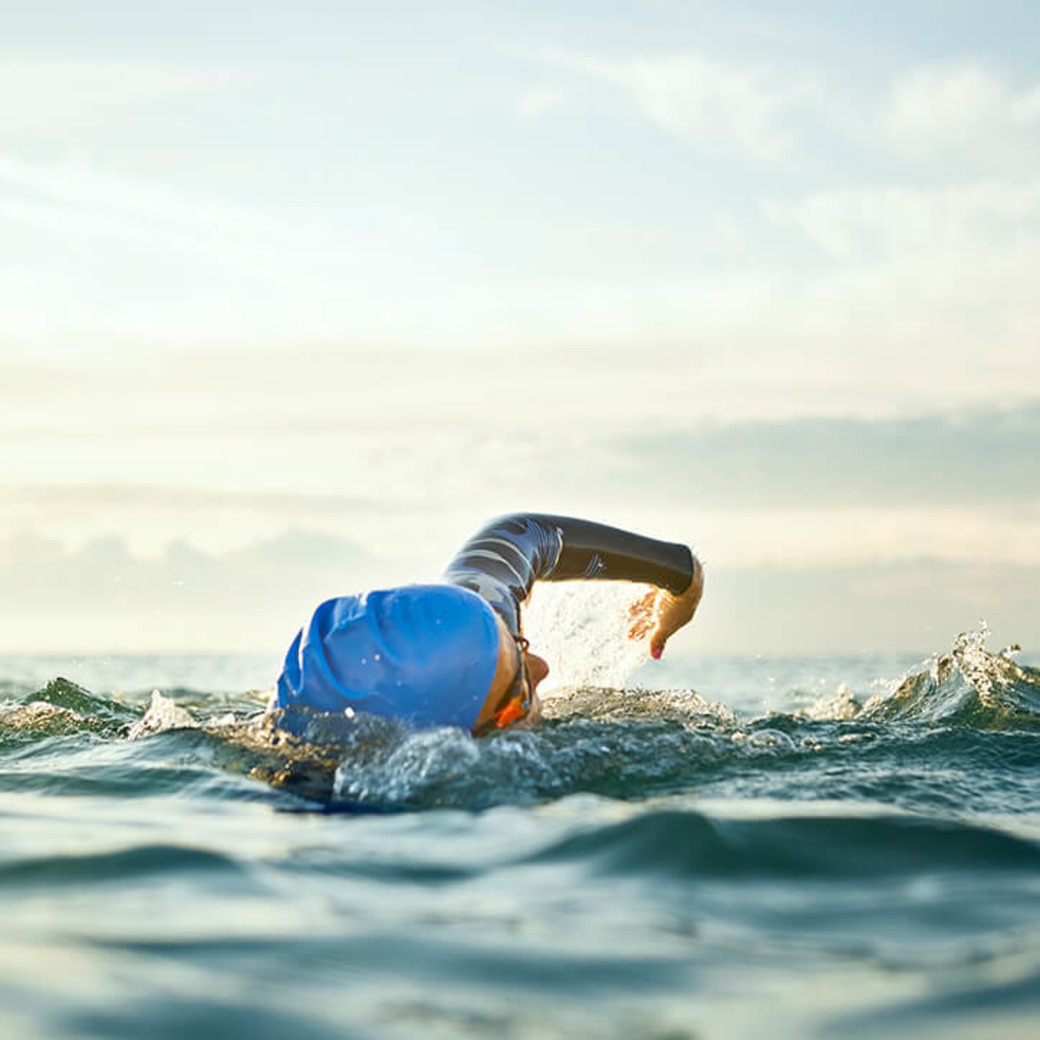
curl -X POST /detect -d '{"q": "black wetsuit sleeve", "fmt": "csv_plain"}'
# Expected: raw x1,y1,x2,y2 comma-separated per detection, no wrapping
442,514,694,635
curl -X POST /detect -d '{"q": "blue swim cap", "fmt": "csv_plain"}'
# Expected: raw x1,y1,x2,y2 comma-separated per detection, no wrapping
275,584,501,731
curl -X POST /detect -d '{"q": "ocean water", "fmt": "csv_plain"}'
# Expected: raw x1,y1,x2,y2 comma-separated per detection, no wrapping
2,621,1040,1039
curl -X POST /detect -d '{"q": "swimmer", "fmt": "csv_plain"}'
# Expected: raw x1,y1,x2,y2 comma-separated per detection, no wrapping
275,514,703,736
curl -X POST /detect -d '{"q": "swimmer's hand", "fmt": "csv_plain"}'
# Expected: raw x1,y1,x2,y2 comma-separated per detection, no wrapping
627,559,704,659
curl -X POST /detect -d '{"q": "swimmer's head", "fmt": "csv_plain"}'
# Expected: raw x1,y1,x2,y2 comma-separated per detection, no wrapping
276,585,502,731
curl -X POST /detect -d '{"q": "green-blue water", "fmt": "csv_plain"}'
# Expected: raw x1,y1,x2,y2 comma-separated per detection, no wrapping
2,629,1040,1039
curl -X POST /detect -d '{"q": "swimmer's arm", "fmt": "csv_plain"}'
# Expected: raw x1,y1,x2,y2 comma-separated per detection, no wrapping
532,514,702,657
443,514,702,650
535,514,694,593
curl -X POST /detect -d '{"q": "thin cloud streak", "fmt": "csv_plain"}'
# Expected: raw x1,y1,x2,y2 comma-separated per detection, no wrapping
0,58,242,134
0,150,363,292
10,402,1038,512
620,405,1040,508
524,45,817,158
522,45,1040,171
763,180,1040,261
882,64,1040,140
0,484,397,514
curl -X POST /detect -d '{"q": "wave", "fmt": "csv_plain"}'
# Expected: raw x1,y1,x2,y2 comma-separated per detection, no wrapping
862,625,1040,727
0,845,242,889
520,807,1040,880
2,627,1039,812
0,677,136,745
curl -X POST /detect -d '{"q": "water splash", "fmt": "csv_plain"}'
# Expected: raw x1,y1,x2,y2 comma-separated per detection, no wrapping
804,683,862,722
126,690,201,739
863,623,1040,726
522,581,655,694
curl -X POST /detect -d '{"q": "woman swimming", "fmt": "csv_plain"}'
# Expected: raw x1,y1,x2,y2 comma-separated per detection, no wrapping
274,514,704,735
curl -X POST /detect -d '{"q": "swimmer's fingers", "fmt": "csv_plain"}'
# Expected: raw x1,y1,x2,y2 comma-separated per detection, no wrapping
626,590,658,641
648,592,694,659
648,560,704,659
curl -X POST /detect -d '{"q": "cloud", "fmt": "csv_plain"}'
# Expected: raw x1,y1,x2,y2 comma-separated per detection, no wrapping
0,151,460,350
0,484,388,514
516,84,568,119
0,150,352,291
0,530,384,653
620,405,1040,510
519,47,1040,173
2,527,1036,654
763,180,1040,261
0,471,440,562
690,558,1039,655
6,401,1040,596
0,59,240,136
524,46,816,158
0,482,393,551
1016,84,1040,123
881,64,1040,142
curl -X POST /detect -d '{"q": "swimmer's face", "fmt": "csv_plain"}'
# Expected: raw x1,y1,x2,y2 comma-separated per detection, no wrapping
516,642,548,729
471,616,549,735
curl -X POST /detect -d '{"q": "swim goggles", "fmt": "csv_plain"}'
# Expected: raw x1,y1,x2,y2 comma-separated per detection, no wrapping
473,635,531,736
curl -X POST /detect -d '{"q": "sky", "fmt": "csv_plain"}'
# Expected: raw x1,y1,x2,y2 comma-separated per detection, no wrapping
3,1,1040,655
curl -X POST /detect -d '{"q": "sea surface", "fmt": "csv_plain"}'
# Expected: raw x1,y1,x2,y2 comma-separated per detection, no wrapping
2,614,1040,1039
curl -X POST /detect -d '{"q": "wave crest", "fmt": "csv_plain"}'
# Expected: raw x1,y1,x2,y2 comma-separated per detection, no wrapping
863,625,1040,727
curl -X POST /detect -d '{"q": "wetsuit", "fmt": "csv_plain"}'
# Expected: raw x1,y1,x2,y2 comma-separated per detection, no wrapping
443,514,695,636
